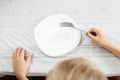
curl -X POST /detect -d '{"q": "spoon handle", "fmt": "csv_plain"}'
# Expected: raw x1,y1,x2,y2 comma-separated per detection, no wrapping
73,27,87,33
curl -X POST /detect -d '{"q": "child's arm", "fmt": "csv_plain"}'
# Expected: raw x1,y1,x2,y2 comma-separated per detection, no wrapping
12,48,33,80
87,28,120,58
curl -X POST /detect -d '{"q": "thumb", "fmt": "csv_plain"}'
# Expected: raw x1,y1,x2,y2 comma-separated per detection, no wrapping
26,52,33,66
86,32,96,40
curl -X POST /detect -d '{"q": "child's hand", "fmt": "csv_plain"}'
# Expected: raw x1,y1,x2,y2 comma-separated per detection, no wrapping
12,48,33,80
86,28,109,47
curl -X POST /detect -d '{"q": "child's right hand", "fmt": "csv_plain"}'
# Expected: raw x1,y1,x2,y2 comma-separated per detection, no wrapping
86,28,109,47
12,48,33,80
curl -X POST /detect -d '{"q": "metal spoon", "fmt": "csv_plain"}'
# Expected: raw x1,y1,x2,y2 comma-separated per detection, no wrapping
60,22,87,33
60,22,98,36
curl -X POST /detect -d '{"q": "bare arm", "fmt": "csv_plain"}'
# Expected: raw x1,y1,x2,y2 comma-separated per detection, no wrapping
101,41,120,58
87,28,120,58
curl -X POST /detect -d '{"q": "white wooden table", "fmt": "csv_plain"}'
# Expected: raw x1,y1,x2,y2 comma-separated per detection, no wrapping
0,0,120,76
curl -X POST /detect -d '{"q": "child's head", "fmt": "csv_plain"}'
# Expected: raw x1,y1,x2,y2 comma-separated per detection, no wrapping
47,57,108,80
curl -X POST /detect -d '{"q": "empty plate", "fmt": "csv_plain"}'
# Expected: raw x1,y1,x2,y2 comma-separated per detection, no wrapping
34,14,81,57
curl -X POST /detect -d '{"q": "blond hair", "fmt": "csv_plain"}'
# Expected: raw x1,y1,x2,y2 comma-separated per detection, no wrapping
47,57,108,80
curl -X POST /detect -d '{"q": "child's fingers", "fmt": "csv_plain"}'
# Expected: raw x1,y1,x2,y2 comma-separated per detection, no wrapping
16,48,22,57
19,48,25,59
26,52,33,66
86,32,96,40
12,48,19,58
89,28,101,34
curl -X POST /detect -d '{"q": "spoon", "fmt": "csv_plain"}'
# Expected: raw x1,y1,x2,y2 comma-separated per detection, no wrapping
60,22,97,36
60,22,87,33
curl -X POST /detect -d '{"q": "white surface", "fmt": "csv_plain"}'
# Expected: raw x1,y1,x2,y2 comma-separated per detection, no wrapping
0,0,120,76
34,14,81,57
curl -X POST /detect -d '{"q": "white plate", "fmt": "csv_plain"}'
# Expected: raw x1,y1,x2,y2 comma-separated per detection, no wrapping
34,14,81,57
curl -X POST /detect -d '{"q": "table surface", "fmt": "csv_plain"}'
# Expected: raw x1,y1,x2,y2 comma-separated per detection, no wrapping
0,0,120,76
